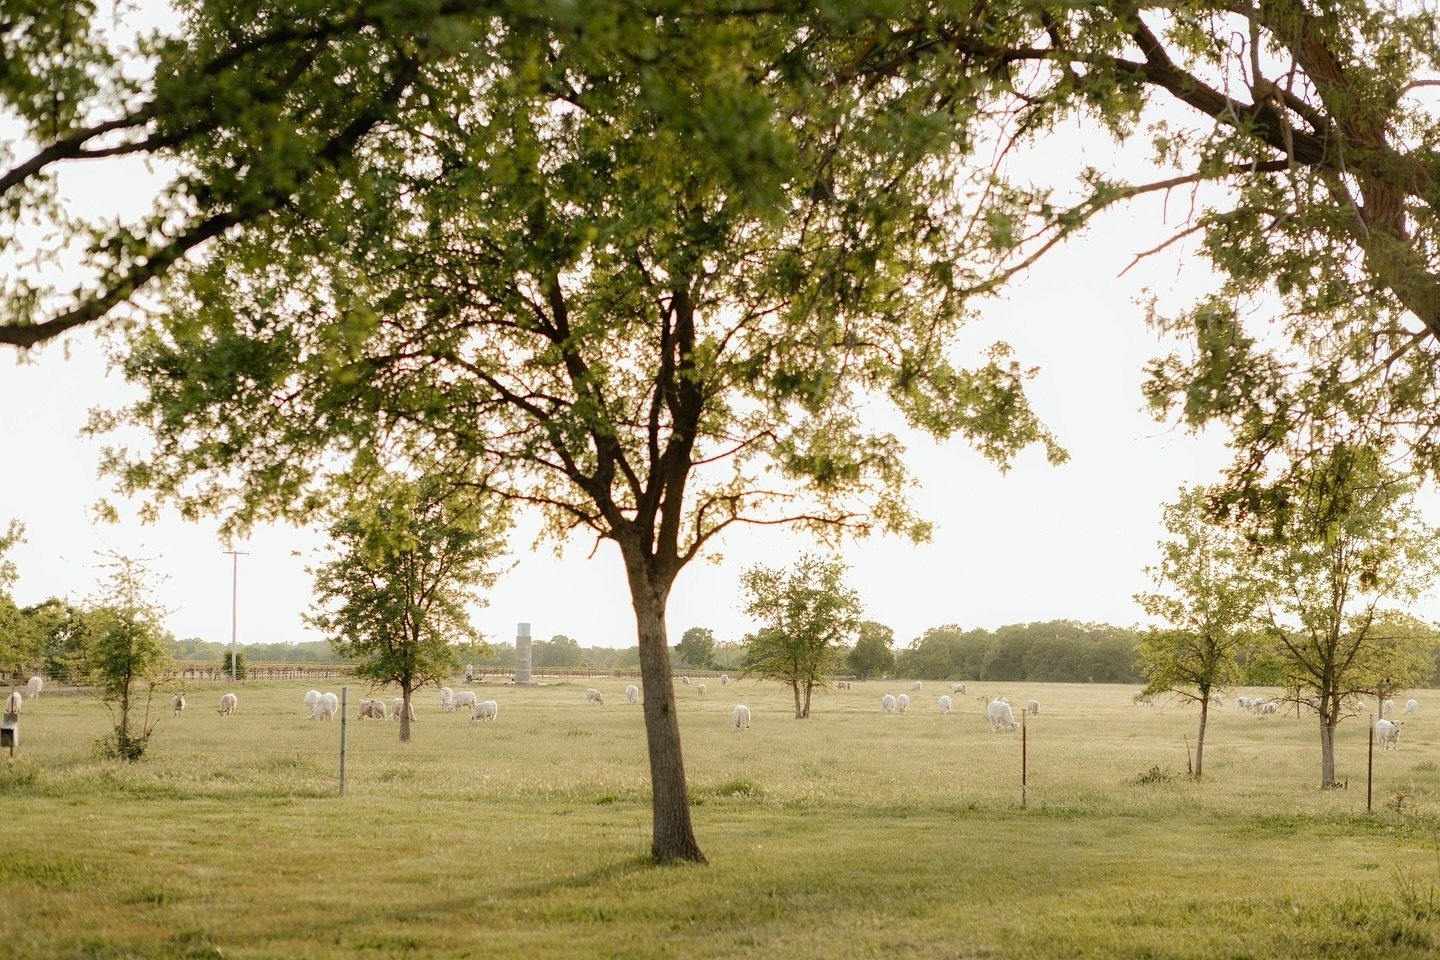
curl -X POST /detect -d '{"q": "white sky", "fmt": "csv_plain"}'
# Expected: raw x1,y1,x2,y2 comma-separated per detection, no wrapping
4,6,1437,651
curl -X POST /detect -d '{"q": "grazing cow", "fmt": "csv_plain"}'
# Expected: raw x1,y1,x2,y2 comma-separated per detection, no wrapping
439,686,455,710
26,676,42,699
5,691,21,715
1356,699,1366,710
625,684,640,704
585,688,606,705
1381,699,1396,718
697,683,707,696
681,676,690,685
1236,695,1253,712
987,698,1018,732
732,704,751,729
470,699,498,722
950,683,967,694
304,689,321,716
1211,692,1223,706
357,698,387,720
911,680,922,691
1027,699,1040,716
1259,701,1278,715
314,692,339,721
835,680,851,690
896,693,910,714
450,690,477,713
171,692,186,716
720,674,730,686
1133,691,1154,706
1404,699,1419,715
881,694,897,714
217,693,238,716
938,695,952,715
1375,718,1403,750
390,698,417,722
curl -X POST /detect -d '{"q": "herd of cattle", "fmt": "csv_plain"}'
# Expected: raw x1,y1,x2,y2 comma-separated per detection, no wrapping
3,673,1421,747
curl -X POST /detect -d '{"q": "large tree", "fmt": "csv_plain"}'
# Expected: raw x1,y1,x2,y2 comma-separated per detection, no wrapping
1135,486,1260,779
97,8,1058,863
307,475,507,742
1241,447,1440,789
847,620,896,681
739,554,861,719
675,627,717,670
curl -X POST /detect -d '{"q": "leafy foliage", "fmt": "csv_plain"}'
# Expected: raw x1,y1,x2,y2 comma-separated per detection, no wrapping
847,620,896,680
675,627,717,670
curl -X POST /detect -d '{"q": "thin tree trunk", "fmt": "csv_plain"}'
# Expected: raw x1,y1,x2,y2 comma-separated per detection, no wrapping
399,676,412,743
624,553,704,864
1195,693,1209,780
792,682,803,719
801,680,813,719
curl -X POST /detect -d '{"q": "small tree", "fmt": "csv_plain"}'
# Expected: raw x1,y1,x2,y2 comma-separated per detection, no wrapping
307,475,509,742
739,555,861,718
1243,448,1440,789
1135,486,1259,780
847,620,896,680
81,554,174,761
220,649,247,679
675,627,717,670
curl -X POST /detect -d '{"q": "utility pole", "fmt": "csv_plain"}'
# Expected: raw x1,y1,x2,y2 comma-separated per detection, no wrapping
223,549,249,682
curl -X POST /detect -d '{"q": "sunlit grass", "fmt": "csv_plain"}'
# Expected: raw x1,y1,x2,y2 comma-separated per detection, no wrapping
4,677,1439,958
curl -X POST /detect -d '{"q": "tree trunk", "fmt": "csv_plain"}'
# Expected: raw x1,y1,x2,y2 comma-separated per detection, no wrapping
1194,693,1209,780
1319,718,1337,788
801,680,813,719
399,676,412,743
792,681,803,719
623,550,705,864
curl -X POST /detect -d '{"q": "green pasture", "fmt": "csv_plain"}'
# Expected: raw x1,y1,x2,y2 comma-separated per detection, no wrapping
3,677,1438,959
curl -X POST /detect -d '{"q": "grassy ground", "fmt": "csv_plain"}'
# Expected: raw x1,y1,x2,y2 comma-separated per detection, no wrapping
3,677,1438,958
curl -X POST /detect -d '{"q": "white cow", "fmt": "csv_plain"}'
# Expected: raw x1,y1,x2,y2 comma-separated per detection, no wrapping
586,688,606,705
470,699,498,722
1258,701,1278,715
171,692,186,716
217,692,238,716
1026,699,1040,715
681,676,690,685
304,689,321,716
697,683,707,696
911,680,922,691
987,698,1017,732
26,676,42,699
732,704,751,729
625,684,640,704
450,690,477,713
1210,692,1223,706
357,698,387,719
390,697,417,722
896,693,910,714
950,683,967,694
1375,718,1402,750
5,691,21,715
439,686,455,710
314,692,339,720
1404,698,1419,715
881,694,897,714
720,674,730,686
1236,695,1253,712
1381,698,1396,718
938,695,952,715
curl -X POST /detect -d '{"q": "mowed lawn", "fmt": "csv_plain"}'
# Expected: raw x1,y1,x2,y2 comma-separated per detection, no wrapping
3,677,1439,959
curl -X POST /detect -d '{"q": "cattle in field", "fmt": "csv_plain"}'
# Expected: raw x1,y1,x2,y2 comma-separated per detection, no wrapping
732,704,751,729
1404,699,1419,715
26,676,42,699
938,695,952,715
1381,699,1396,718
881,694,897,714
450,691,477,713
217,693,238,716
470,699,498,722
1026,699,1040,715
171,692,186,716
987,698,1018,732
1375,718,1402,750
586,688,606,705
625,684,640,704
950,683,966,694
5,691,21,715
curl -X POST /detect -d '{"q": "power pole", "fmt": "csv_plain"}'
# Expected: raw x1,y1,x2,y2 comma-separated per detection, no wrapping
223,549,249,682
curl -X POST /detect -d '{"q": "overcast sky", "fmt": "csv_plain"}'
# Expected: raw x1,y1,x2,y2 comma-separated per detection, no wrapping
5,7,1437,651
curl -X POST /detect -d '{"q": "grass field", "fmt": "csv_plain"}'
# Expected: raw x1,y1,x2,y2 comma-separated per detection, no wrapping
3,676,1439,959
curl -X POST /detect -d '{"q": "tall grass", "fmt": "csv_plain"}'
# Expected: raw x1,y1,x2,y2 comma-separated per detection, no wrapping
4,679,1437,958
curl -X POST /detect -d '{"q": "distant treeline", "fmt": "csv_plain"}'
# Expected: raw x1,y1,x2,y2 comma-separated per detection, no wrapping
171,637,348,663
894,621,1145,684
